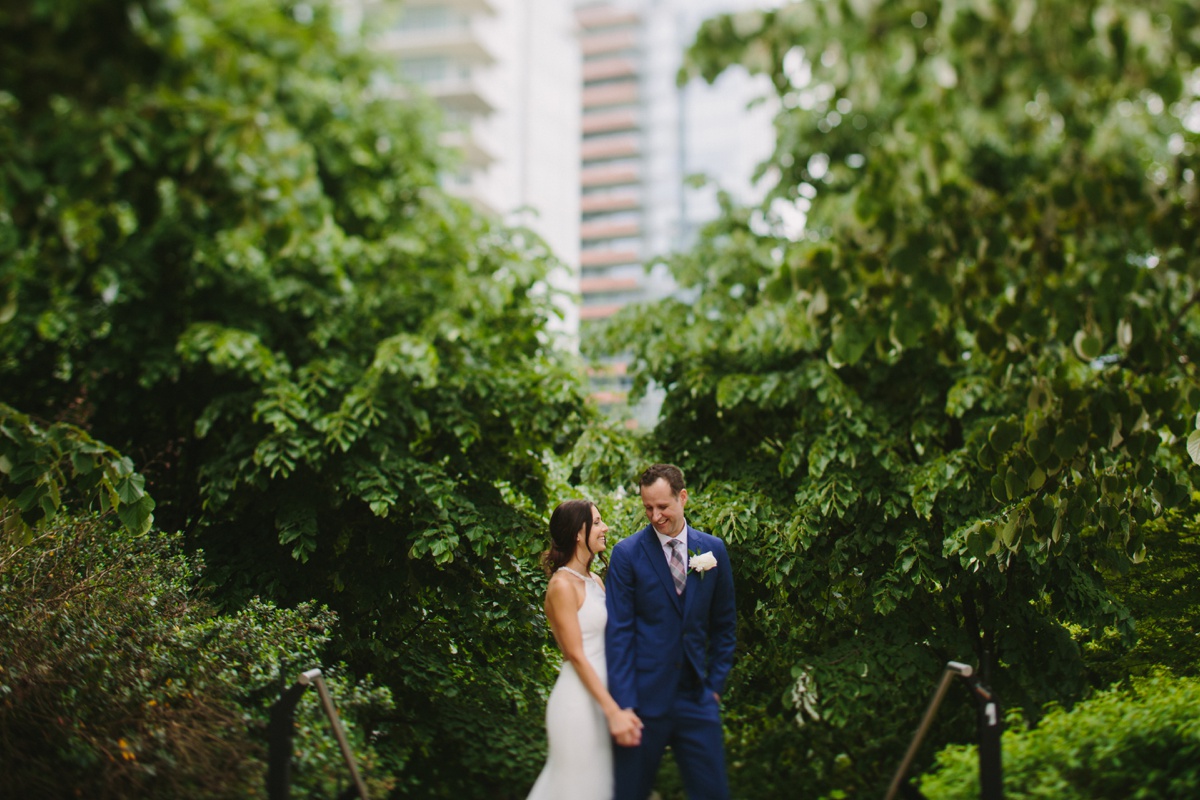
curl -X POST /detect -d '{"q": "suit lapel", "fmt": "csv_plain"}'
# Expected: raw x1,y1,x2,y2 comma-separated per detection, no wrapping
639,526,684,614
682,527,701,618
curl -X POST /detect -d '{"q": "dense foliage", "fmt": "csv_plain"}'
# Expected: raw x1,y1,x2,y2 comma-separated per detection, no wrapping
0,513,393,799
918,676,1200,799
1080,509,1200,686
1,0,592,795
585,0,1200,795
1,401,156,540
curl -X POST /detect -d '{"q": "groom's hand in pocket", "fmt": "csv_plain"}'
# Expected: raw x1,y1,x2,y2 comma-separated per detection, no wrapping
609,708,643,747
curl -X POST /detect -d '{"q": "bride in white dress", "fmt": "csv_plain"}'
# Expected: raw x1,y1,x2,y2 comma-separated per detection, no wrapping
528,500,643,800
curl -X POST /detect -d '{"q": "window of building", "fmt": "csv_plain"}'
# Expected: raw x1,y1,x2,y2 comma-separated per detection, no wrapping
400,56,471,85
395,5,459,32
581,236,640,252
584,76,639,90
582,157,640,172
581,185,640,199
400,56,449,83
582,263,644,282
582,130,639,144
583,47,639,64
582,289,644,307
582,210,641,225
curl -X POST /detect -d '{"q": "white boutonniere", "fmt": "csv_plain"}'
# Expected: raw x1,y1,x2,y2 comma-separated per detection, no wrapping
689,550,717,577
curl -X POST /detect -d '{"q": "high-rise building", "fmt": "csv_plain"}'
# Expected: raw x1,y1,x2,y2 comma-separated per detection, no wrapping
577,0,776,425
339,0,582,338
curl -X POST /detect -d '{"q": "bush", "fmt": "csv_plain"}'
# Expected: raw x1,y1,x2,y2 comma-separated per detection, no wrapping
0,513,394,799
918,676,1200,799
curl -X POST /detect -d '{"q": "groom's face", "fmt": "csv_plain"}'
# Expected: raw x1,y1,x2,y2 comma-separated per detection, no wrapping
641,478,687,538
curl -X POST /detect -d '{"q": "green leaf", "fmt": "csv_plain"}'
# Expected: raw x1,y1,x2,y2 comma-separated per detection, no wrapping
1054,423,1087,460
1073,329,1102,361
115,473,146,504
1004,470,1024,502
989,419,1021,454
116,494,155,536
990,474,1007,503
1027,467,1047,492
1188,430,1200,466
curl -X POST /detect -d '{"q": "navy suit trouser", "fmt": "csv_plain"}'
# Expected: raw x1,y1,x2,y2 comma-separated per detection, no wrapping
612,685,729,800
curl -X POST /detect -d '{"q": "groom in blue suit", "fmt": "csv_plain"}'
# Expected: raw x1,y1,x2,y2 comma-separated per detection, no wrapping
606,464,737,800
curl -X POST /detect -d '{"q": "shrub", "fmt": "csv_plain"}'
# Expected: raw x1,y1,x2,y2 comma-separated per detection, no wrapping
0,513,394,798
918,676,1200,799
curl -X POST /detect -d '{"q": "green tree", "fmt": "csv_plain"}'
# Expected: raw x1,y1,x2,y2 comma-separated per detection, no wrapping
1,0,593,793
591,0,1200,795
1080,507,1200,686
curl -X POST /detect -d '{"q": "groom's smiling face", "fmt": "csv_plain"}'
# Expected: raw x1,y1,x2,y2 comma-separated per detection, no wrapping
641,478,688,538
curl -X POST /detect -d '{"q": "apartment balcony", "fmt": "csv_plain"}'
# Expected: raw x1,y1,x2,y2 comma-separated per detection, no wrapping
581,29,638,58
580,191,640,213
444,174,498,216
582,109,639,135
583,81,637,109
589,389,628,405
583,57,637,82
368,0,497,61
417,74,496,114
581,219,640,241
580,134,639,161
581,276,640,294
439,128,496,168
587,360,629,377
576,6,639,30
385,0,496,16
580,303,623,320
381,35,492,64
580,248,639,268
444,0,496,11
581,163,639,188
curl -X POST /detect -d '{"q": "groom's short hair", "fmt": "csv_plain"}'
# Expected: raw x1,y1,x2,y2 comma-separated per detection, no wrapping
639,463,685,495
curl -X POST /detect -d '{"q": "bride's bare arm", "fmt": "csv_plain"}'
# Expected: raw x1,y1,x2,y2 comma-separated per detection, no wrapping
545,575,643,745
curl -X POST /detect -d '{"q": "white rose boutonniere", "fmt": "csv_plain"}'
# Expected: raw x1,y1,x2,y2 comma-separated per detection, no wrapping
689,550,718,577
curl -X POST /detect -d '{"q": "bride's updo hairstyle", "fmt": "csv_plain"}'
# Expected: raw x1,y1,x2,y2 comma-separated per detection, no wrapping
542,499,595,576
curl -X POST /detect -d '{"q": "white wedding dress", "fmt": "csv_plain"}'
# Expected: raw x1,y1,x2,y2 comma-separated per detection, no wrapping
527,568,612,800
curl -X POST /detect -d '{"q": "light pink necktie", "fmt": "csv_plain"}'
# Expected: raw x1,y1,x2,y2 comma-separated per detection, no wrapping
668,539,686,595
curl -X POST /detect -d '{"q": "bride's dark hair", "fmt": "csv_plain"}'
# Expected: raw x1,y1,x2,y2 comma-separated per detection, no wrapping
542,499,597,576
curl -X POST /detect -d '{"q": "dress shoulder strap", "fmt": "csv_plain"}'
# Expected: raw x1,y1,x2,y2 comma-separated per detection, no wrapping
557,566,590,581
556,566,603,592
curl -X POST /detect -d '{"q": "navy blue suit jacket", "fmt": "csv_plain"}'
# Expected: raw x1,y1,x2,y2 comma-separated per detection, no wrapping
605,524,736,718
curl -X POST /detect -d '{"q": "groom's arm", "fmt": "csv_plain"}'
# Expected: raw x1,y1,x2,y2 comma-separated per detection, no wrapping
605,540,638,713
705,538,737,697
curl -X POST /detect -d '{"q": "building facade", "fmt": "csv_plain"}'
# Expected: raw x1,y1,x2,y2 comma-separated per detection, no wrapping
577,0,776,425
341,0,582,338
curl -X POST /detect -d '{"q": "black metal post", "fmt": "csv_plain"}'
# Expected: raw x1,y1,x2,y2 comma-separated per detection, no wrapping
267,682,309,800
967,680,1003,800
885,661,1004,800
885,661,974,800
266,668,370,800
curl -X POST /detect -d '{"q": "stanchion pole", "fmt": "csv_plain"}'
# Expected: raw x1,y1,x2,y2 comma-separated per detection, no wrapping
884,661,1004,800
884,661,975,800
267,682,309,800
966,680,1002,800
299,668,371,800
266,667,371,800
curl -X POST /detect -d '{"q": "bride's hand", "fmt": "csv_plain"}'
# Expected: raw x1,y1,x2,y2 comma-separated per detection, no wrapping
608,708,643,747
